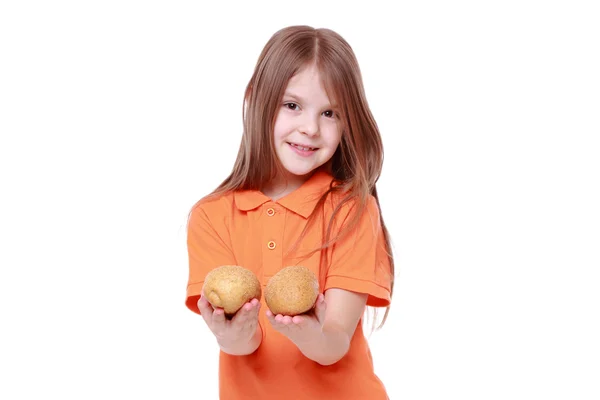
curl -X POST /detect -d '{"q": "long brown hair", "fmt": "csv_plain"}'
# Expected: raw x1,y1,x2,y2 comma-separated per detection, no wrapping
190,25,394,331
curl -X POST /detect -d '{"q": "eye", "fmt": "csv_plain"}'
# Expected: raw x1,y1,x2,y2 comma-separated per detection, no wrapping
284,102,299,111
323,110,335,118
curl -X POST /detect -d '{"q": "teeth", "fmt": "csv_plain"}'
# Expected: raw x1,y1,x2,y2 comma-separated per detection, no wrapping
291,143,315,151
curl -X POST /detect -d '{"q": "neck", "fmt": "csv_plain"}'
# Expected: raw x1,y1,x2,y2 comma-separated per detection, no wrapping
261,171,312,201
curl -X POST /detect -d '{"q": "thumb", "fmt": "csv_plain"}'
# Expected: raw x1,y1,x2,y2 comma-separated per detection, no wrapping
198,295,215,326
314,293,327,324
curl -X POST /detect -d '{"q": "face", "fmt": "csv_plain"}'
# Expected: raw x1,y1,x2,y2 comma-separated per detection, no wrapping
273,64,343,183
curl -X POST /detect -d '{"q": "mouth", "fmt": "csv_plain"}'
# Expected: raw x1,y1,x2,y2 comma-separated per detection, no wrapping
287,142,319,151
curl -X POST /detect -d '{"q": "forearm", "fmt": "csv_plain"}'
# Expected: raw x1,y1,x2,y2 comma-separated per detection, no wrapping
294,327,350,366
217,324,262,356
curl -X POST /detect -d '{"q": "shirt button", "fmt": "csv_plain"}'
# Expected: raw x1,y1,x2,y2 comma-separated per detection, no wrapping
267,241,276,250
266,207,275,216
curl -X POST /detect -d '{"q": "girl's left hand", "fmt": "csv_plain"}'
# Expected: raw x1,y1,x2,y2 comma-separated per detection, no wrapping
266,293,327,345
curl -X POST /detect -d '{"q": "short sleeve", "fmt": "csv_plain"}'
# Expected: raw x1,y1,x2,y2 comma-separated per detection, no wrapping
185,204,236,314
324,196,393,307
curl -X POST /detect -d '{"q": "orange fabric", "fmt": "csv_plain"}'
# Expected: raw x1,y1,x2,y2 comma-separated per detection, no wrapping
186,170,392,399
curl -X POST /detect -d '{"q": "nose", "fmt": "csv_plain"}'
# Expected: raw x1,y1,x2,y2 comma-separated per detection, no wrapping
300,114,319,137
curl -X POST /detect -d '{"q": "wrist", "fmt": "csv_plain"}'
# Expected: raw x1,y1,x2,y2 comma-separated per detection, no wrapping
218,324,262,356
295,328,350,366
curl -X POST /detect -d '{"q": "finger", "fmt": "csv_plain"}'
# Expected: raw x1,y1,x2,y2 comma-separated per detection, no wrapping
250,299,260,319
231,300,259,327
212,307,226,327
247,298,261,318
265,309,275,323
314,294,327,324
241,299,260,313
242,298,260,311
292,315,304,325
231,304,250,326
197,295,215,326
281,315,293,325
253,300,261,314
266,310,283,331
267,313,286,330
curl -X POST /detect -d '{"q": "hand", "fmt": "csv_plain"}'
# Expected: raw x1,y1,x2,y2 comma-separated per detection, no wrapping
266,293,327,345
197,295,261,354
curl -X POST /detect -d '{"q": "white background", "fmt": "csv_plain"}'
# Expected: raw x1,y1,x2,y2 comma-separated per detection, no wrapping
1,1,599,399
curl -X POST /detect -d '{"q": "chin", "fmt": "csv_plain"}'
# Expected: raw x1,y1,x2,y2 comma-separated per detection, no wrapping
286,168,315,178
282,163,319,178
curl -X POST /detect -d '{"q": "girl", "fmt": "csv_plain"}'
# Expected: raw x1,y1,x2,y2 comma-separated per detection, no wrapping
186,25,395,399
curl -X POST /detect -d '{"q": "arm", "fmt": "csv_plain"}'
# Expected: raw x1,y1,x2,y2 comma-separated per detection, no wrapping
298,288,367,365
219,323,262,356
267,288,367,366
188,205,263,355
266,196,391,364
186,205,237,313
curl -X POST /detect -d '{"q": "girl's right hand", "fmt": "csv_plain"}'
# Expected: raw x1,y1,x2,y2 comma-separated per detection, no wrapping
197,295,262,355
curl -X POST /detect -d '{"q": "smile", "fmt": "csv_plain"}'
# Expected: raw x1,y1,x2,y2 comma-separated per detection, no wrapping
288,142,318,151
287,142,318,157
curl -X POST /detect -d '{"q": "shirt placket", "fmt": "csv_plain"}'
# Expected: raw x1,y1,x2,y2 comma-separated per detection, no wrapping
261,202,284,278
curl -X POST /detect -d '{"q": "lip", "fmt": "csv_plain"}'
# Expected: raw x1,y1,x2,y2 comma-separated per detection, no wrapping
287,142,318,157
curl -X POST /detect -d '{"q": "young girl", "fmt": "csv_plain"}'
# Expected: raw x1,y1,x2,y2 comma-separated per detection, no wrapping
185,25,395,399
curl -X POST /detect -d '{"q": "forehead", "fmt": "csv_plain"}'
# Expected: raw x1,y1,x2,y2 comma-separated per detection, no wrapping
285,65,338,107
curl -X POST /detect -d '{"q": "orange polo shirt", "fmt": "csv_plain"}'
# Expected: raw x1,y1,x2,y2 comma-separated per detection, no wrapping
186,170,392,399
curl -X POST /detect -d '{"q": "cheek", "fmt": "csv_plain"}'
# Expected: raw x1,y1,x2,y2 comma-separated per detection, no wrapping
324,128,343,149
273,111,292,141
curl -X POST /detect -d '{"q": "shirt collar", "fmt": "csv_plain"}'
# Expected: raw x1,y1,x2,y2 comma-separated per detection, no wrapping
233,170,334,218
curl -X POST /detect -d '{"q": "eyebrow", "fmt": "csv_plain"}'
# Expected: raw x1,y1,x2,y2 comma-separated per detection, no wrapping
284,91,338,109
